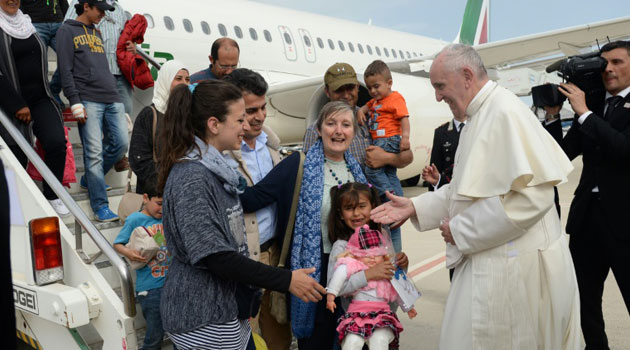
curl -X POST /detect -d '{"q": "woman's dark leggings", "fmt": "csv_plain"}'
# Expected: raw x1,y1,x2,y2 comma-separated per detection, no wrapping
10,99,66,200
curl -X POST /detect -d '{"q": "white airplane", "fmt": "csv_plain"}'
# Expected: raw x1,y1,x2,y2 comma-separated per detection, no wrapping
117,0,630,181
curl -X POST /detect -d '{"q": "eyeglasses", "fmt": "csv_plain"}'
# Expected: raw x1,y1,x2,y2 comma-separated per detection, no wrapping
216,62,239,70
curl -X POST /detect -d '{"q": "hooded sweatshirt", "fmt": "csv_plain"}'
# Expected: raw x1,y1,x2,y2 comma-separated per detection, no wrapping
56,19,120,105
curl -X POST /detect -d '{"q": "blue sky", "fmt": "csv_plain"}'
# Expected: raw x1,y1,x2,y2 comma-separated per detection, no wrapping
251,0,627,43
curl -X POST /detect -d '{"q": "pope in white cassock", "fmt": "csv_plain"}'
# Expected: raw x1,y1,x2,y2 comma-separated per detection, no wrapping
371,44,582,349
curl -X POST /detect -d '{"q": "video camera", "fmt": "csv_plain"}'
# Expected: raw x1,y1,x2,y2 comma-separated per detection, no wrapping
534,51,608,110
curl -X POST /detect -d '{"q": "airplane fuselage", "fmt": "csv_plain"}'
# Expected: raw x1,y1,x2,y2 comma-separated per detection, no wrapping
119,0,455,180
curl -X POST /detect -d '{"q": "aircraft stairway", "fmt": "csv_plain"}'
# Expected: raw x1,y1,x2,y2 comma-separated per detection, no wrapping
59,115,174,350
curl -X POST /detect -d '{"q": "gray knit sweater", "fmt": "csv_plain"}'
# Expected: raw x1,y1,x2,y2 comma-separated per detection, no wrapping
160,160,249,333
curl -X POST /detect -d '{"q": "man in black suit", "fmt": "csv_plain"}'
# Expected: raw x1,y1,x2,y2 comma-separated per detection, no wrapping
422,116,466,190
560,40,630,350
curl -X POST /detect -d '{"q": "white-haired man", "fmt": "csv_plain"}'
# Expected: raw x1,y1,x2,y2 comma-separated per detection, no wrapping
371,44,581,349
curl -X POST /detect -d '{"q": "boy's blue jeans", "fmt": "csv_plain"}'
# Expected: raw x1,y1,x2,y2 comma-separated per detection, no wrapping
137,287,172,350
365,135,403,252
78,101,128,212
365,135,403,198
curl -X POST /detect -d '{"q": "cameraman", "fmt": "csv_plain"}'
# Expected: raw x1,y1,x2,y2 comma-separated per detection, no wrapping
559,40,630,350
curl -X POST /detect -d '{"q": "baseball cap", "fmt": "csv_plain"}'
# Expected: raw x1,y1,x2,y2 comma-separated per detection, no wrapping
324,63,359,91
79,0,115,12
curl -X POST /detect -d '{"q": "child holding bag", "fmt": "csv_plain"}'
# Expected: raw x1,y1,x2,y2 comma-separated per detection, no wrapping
113,179,173,350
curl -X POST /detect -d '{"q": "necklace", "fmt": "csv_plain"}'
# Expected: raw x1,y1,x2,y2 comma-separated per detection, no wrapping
325,158,352,185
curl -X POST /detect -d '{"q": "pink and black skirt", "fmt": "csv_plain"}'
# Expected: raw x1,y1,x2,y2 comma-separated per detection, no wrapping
336,300,403,347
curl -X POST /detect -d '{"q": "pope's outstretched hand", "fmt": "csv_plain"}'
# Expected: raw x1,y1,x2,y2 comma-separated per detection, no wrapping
370,191,416,224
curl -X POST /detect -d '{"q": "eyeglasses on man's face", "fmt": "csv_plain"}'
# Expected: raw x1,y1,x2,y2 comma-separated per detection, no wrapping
216,62,239,70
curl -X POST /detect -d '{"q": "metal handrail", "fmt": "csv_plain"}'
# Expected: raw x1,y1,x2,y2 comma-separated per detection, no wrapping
136,46,162,71
0,110,136,317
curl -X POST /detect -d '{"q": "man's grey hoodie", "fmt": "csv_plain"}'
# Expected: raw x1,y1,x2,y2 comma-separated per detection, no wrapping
56,19,120,106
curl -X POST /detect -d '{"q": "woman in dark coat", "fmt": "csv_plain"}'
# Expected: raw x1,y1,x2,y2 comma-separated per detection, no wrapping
0,0,67,215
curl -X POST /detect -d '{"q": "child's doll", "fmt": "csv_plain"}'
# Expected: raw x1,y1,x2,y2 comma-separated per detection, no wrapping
326,225,417,350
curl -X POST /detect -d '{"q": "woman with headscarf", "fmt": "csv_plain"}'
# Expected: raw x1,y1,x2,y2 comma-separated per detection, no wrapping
0,0,67,216
129,59,189,194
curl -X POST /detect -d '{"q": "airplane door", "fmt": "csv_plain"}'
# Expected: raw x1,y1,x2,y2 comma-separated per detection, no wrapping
278,25,298,61
298,28,316,63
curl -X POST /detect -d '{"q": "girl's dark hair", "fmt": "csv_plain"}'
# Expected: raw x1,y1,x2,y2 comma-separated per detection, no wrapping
328,182,381,244
157,80,242,192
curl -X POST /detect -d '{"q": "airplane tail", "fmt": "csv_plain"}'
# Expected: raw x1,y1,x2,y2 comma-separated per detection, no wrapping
454,0,490,45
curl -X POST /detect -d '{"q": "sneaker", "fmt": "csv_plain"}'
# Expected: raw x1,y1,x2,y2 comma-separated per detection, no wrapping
114,156,130,172
80,176,112,191
48,199,70,217
94,206,119,222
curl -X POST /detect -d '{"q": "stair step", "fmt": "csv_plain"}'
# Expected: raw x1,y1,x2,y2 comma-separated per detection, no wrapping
66,219,124,235
70,187,127,202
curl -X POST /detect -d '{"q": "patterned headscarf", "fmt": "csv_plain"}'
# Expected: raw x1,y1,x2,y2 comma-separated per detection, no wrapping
346,225,388,257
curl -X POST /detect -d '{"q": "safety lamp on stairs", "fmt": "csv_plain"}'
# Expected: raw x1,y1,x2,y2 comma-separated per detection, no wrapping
29,217,64,285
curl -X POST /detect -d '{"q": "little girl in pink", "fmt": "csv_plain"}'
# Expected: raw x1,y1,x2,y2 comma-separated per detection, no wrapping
326,225,417,350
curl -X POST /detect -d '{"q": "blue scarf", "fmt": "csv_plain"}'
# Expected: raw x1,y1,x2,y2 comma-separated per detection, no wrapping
290,140,367,338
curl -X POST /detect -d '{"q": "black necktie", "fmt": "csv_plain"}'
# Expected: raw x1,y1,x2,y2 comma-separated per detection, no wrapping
604,96,623,120
458,123,465,132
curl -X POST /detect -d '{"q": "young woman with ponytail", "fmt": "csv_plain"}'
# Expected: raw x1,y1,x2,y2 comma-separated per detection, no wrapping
157,80,326,350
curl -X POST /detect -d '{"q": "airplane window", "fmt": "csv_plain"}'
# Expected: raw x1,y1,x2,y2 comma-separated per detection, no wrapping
124,11,131,20
183,19,193,33
328,39,335,50
406,51,411,59
317,37,324,49
392,49,397,58
303,35,311,47
413,52,418,57
201,21,211,35
143,14,154,28
384,48,390,57
338,41,345,51
348,42,354,52
283,33,292,45
367,45,373,55
164,16,174,31
249,28,258,40
264,30,272,42
357,43,364,54
375,46,381,56
234,26,243,39
218,23,227,36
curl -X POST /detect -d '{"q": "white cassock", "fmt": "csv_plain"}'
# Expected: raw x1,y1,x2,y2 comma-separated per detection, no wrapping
411,81,582,349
